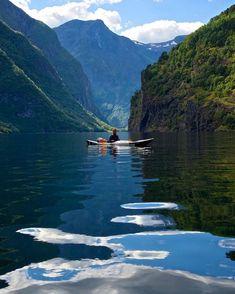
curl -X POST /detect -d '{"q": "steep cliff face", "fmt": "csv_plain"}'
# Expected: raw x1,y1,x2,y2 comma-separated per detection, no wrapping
129,5,235,132
55,20,184,127
0,0,97,114
0,21,108,132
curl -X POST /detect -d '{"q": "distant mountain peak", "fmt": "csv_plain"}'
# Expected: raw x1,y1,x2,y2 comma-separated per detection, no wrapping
92,19,106,25
55,20,185,127
58,18,108,32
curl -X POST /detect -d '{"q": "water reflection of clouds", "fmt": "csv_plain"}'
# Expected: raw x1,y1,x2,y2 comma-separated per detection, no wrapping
0,258,124,292
121,202,181,210
1,262,235,294
111,214,175,228
0,228,235,292
16,228,235,276
219,239,235,249
125,250,169,259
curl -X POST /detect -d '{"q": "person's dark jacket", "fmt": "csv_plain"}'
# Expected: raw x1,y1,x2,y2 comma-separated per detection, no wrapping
109,134,120,142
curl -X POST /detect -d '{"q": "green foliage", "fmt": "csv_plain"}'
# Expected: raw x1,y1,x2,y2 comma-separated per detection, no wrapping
140,133,235,237
129,5,235,132
0,21,109,132
0,0,95,113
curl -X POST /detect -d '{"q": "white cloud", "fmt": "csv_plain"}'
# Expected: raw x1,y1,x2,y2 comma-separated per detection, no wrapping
29,2,90,27
86,0,123,4
10,0,30,10
10,1,203,42
121,20,204,43
92,8,122,30
10,0,122,31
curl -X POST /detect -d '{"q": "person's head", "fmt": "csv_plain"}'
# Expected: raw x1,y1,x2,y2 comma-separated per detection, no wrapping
112,128,117,135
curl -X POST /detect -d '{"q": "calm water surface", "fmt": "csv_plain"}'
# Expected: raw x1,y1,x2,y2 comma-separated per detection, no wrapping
0,132,235,293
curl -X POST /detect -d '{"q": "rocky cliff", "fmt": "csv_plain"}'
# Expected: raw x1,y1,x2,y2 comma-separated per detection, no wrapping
129,5,235,132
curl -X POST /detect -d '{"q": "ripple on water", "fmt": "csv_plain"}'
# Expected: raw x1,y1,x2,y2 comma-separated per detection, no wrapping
142,178,160,183
121,202,181,210
111,214,175,228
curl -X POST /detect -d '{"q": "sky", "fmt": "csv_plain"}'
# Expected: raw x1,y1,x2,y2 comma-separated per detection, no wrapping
10,0,235,43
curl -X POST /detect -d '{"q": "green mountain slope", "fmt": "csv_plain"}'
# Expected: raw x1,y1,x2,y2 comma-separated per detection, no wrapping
0,48,76,132
129,5,235,132
0,21,108,132
0,0,97,114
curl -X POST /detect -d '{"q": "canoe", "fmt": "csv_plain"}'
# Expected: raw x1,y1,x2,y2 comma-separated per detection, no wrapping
87,138,154,147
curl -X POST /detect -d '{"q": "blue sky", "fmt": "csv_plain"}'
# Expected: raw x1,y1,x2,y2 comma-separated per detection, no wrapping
11,0,235,42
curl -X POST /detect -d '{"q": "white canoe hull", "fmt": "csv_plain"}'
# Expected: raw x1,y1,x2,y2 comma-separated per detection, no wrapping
87,138,154,147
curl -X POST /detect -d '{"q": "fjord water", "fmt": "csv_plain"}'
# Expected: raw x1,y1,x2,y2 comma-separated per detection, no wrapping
0,132,235,293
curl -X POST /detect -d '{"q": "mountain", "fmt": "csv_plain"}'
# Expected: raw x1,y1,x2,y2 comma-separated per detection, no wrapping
55,20,184,127
0,0,98,115
129,5,235,132
134,35,186,53
0,20,108,133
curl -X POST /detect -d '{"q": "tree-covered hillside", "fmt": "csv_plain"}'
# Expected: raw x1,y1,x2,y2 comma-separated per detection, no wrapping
129,5,235,132
0,21,108,132
0,0,98,115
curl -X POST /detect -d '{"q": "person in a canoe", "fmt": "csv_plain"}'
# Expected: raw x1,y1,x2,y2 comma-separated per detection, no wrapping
108,128,120,142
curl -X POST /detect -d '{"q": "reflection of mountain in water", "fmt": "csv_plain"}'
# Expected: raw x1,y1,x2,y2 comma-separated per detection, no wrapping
137,133,235,237
0,133,235,292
